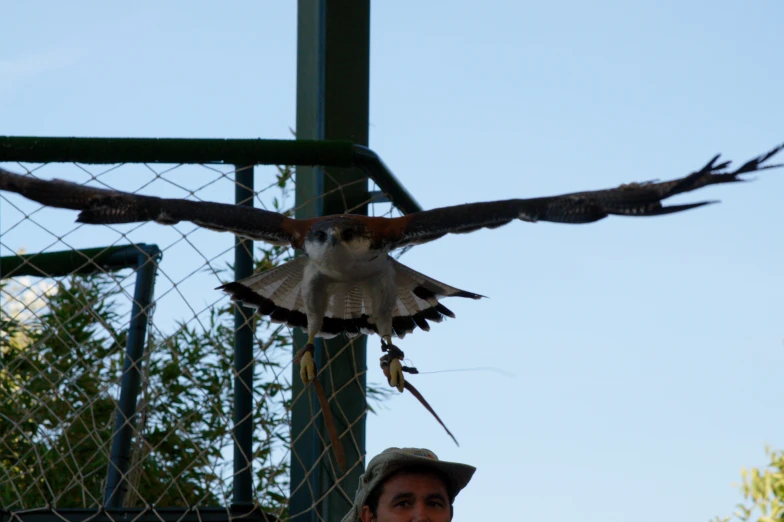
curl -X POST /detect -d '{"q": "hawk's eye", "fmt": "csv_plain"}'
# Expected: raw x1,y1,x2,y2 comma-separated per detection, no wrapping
315,230,327,242
342,229,354,241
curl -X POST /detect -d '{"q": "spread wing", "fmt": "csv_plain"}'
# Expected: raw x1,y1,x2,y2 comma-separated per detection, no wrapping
3,143,782,249
0,167,310,246
384,143,784,249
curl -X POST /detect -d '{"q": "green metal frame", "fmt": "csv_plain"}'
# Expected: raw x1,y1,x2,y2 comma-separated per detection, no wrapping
0,137,420,215
1,244,157,278
0,244,163,509
0,134,421,519
0,507,277,522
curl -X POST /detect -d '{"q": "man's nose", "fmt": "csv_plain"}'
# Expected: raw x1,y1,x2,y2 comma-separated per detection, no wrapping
410,503,430,522
328,232,338,246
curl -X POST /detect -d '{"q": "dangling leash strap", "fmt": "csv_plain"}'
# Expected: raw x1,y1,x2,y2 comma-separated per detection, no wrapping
380,347,459,446
295,343,347,470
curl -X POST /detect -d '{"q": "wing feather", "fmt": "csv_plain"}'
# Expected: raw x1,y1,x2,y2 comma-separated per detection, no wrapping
3,143,781,250
0,167,303,246
384,143,784,249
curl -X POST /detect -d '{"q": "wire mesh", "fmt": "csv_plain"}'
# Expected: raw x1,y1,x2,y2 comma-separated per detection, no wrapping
0,161,404,521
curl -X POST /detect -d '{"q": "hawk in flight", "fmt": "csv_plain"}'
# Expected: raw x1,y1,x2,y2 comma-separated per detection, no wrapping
1,144,782,393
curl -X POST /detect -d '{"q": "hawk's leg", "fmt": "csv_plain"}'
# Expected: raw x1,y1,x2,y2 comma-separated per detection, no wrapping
299,273,326,386
297,337,316,384
380,337,405,393
295,317,322,386
367,274,407,391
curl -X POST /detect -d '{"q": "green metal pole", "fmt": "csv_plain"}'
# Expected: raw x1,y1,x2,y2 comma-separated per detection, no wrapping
0,244,158,278
233,166,255,508
291,2,327,519
0,136,355,166
104,245,162,507
291,1,370,520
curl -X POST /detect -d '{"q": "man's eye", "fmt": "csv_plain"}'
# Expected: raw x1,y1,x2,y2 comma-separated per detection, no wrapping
315,231,326,241
428,501,445,508
342,229,354,241
395,500,410,508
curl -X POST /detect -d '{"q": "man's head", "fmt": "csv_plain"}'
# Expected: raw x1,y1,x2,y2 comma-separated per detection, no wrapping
342,448,476,522
361,464,453,522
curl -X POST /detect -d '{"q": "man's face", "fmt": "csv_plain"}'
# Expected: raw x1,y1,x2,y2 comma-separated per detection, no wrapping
360,470,452,522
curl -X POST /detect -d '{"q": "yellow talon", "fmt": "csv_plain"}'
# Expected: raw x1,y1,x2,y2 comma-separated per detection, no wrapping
299,336,316,384
381,336,405,392
389,358,405,393
300,350,315,384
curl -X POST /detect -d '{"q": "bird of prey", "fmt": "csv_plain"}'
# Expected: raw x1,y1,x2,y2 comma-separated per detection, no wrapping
1,143,782,394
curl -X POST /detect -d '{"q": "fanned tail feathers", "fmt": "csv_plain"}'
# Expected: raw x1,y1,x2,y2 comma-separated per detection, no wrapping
217,256,482,339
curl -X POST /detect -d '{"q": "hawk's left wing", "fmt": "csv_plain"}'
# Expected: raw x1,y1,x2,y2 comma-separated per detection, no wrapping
0,167,312,246
382,143,784,249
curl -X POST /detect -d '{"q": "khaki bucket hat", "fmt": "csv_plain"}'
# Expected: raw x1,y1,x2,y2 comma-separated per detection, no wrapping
341,447,476,522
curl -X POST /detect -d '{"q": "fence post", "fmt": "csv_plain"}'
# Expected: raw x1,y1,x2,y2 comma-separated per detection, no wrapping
290,1,371,520
232,165,256,509
104,246,161,507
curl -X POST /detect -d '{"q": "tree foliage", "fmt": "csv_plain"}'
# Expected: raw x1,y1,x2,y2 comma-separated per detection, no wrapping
0,167,297,512
714,448,784,522
1,260,293,511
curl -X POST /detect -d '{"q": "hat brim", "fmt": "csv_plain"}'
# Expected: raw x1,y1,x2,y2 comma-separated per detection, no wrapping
380,453,476,499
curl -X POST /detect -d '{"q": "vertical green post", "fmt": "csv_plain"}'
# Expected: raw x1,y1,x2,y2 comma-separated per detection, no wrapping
104,246,161,507
233,165,255,508
291,1,370,521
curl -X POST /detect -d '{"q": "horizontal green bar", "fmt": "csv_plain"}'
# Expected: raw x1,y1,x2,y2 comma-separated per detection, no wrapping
0,136,356,166
0,244,160,278
0,507,277,522
0,136,423,215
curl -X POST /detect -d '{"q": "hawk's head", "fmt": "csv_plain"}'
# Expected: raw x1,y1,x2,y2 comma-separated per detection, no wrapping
302,217,376,264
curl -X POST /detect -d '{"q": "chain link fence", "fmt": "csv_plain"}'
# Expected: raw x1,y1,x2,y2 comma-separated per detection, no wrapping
0,139,419,522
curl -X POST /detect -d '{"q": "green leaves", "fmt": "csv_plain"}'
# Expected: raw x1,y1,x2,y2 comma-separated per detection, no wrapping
714,447,784,522
1,259,293,511
1,275,123,508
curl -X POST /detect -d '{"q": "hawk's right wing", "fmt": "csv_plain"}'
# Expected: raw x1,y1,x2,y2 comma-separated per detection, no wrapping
0,167,313,246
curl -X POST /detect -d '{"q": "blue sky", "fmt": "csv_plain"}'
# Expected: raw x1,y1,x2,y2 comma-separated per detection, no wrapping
2,2,783,521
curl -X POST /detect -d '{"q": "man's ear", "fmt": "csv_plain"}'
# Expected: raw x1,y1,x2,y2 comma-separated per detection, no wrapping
359,505,375,522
